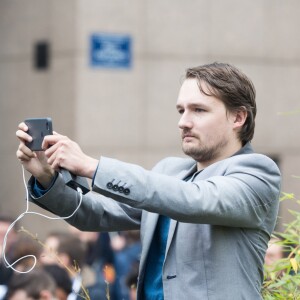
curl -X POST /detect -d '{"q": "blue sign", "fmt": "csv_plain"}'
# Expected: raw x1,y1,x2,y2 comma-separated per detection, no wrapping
90,34,132,68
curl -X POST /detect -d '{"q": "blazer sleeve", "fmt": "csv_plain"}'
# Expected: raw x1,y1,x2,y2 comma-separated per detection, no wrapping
28,174,142,232
92,154,281,228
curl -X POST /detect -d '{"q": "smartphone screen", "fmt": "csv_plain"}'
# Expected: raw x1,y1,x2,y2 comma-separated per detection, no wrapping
24,118,53,151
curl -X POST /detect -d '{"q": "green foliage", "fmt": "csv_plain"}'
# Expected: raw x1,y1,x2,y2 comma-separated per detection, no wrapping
262,193,300,300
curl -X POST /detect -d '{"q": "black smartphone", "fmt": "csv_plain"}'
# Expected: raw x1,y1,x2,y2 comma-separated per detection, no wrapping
24,118,53,151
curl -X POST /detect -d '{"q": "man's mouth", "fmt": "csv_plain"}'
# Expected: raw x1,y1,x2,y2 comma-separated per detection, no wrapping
182,133,196,140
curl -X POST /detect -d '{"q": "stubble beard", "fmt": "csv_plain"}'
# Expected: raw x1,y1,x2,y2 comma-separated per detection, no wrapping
182,136,229,163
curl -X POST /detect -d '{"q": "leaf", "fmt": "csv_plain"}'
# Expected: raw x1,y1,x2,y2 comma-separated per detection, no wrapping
290,258,298,274
280,192,295,201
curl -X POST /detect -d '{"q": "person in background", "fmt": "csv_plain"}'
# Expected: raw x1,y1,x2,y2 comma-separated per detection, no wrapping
67,225,120,299
0,215,19,280
43,264,72,300
0,215,19,300
5,268,57,300
264,237,284,267
111,231,141,300
39,231,107,300
125,262,139,300
264,236,285,279
9,234,42,273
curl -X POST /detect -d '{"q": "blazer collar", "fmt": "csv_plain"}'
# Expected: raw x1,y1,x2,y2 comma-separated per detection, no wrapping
233,142,254,156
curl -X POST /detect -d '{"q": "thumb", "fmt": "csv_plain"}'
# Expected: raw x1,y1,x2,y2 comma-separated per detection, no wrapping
42,132,65,149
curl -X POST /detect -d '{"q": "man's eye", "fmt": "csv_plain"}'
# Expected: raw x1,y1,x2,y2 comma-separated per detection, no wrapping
178,109,184,114
195,108,205,112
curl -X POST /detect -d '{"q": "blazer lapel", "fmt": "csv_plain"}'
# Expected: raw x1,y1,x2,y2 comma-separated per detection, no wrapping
139,161,197,274
165,162,197,256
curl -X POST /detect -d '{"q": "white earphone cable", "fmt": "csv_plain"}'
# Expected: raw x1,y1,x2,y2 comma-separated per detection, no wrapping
1,166,83,274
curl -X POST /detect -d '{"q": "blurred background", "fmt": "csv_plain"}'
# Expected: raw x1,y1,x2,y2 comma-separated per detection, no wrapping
1,0,300,244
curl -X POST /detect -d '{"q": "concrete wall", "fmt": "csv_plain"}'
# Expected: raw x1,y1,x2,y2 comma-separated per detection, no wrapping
1,0,300,236
0,0,77,236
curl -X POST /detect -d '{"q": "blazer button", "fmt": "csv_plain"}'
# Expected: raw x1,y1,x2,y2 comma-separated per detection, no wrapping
124,188,130,195
106,182,113,189
113,185,119,191
118,186,124,193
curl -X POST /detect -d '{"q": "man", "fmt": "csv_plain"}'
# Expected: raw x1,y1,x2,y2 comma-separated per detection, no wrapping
16,62,281,299
5,268,57,300
0,215,18,299
43,265,72,300
265,237,284,268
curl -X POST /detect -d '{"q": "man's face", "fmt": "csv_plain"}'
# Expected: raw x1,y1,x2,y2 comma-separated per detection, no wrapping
0,221,16,254
176,79,239,166
265,242,283,266
8,290,34,300
39,236,59,265
8,290,55,300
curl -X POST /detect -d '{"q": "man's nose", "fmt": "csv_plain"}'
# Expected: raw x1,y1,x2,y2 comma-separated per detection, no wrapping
178,112,193,129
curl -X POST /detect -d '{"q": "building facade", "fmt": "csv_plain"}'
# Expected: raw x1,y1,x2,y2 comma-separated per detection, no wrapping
1,0,300,235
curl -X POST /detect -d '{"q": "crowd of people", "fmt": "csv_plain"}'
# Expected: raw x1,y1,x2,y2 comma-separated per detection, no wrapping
1,214,287,300
0,214,141,300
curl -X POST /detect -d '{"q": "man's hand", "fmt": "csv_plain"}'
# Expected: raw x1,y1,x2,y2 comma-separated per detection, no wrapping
43,133,98,179
16,122,55,188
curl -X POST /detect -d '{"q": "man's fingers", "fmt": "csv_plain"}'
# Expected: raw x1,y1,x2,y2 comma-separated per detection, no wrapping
18,142,36,159
44,134,70,168
45,143,59,166
16,129,32,142
42,133,66,150
16,147,34,162
43,136,64,159
18,122,28,131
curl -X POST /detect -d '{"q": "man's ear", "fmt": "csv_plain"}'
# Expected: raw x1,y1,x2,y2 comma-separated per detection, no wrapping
233,107,247,129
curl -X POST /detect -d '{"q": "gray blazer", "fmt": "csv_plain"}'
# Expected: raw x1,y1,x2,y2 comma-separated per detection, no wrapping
30,143,281,300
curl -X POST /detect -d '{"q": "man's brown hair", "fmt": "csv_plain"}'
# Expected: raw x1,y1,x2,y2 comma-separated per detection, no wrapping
6,268,56,299
185,62,256,145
